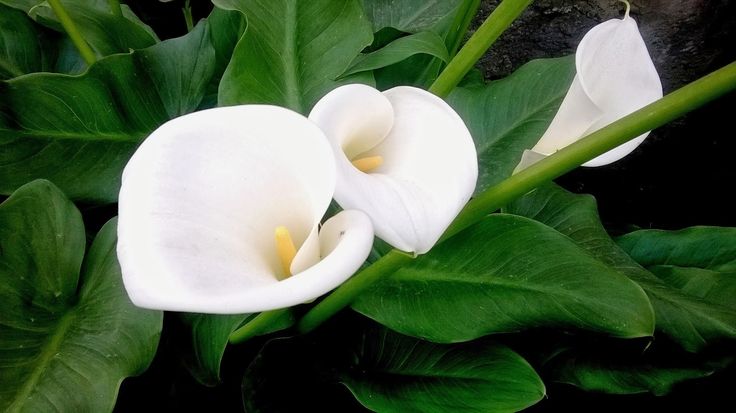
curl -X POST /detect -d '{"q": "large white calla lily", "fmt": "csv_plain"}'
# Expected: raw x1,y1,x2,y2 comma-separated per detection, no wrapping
519,8,663,169
117,105,374,314
308,84,478,254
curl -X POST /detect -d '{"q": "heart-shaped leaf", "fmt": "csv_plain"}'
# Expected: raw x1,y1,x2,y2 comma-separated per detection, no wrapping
242,320,545,413
506,183,736,352
0,21,215,202
352,214,655,343
214,0,374,113
0,180,162,412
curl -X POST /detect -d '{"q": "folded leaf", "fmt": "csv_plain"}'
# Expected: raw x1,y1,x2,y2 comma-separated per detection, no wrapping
341,31,449,77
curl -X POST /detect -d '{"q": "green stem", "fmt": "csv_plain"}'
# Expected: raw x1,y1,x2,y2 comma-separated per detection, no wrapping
229,309,290,344
297,60,736,334
108,0,122,16
446,0,482,58
297,251,414,334
429,0,534,97
48,0,96,65
183,0,194,32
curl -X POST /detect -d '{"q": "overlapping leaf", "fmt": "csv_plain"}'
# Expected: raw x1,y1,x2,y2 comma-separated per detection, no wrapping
0,21,215,202
214,0,374,113
243,321,545,413
353,214,655,343
506,184,736,352
0,180,162,412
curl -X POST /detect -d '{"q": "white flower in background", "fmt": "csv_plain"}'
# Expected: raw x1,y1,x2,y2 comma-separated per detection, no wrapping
518,3,663,169
309,84,478,254
117,106,374,314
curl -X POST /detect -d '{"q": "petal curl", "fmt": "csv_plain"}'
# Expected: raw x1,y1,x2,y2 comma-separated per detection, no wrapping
310,84,478,254
118,105,370,313
531,16,663,167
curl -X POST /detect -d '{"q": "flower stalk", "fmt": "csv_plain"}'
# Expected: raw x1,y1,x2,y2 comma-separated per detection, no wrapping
429,0,534,97
296,60,736,334
48,0,97,65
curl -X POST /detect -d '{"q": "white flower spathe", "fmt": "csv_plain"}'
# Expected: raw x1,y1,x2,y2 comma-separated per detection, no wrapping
309,84,478,254
519,10,663,169
117,105,374,314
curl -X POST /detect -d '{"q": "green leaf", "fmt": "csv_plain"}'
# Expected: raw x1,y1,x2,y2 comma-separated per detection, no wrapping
242,320,545,413
214,0,373,113
16,0,159,58
353,214,655,343
617,227,736,272
647,266,736,310
506,184,736,352
363,0,462,33
0,180,162,412
0,4,51,78
341,31,449,77
447,56,576,193
180,310,295,386
342,327,546,413
617,226,736,310
179,314,250,386
548,348,730,396
0,21,216,202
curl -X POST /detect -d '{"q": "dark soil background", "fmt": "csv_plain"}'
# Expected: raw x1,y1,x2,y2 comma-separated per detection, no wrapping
115,1,736,411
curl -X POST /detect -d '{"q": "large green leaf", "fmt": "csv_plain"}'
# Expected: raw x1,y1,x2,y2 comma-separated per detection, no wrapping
547,348,730,396
214,0,373,113
342,326,545,413
617,226,736,310
353,214,655,343
363,0,461,33
242,320,545,413
617,227,736,272
0,180,162,412
447,56,575,193
506,184,736,352
0,21,215,202
341,31,449,77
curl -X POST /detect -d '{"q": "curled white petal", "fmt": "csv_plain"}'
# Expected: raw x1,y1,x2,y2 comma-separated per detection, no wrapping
531,15,663,167
117,105,373,313
309,84,478,254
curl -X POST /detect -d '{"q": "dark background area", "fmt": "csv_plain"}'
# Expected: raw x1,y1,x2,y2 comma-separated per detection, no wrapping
116,0,735,411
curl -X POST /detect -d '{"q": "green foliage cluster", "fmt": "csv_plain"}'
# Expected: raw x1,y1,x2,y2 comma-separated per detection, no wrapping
0,1,733,411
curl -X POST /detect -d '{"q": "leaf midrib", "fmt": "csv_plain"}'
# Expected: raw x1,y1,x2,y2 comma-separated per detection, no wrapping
7,308,77,413
0,128,147,143
282,0,302,113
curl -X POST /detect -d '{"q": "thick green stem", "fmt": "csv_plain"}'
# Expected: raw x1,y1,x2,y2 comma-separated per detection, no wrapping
108,0,122,16
48,0,96,65
297,251,413,334
297,61,736,334
429,0,534,97
229,309,290,344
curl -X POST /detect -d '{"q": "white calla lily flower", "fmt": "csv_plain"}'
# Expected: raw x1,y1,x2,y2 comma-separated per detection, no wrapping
117,106,374,314
309,84,478,254
518,7,663,170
